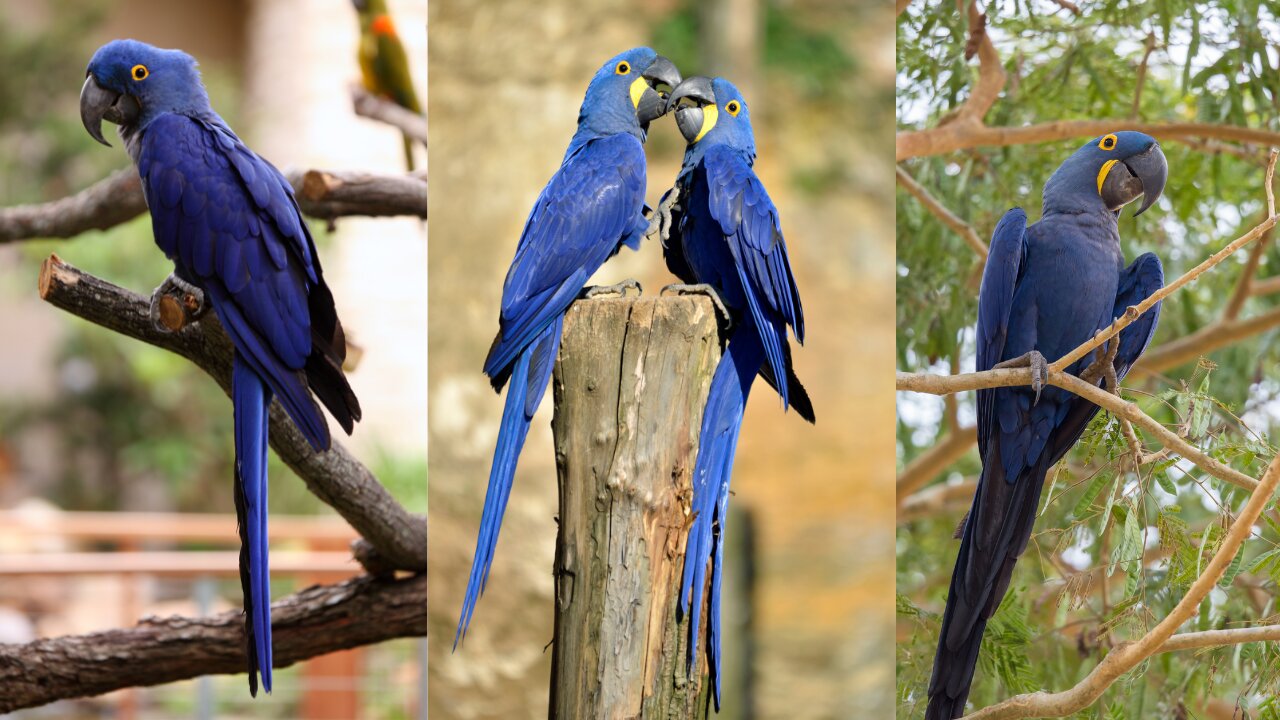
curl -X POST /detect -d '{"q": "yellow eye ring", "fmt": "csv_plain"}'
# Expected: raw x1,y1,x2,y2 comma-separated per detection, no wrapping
725,100,741,116
615,61,630,75
1098,133,1117,151
131,64,149,81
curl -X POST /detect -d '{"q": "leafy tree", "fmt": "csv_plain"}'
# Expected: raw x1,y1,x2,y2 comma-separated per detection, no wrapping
896,1,1280,717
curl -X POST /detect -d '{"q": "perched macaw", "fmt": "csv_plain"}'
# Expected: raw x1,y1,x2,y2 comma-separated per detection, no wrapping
352,0,422,170
661,76,811,708
80,39,361,695
926,132,1168,719
453,48,681,645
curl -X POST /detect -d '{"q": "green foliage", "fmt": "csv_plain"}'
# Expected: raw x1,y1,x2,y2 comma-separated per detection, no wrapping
897,1,1280,716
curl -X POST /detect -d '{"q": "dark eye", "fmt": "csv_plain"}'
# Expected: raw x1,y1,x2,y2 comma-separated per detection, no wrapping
131,64,149,81
1099,133,1117,151
615,61,630,75
725,100,741,116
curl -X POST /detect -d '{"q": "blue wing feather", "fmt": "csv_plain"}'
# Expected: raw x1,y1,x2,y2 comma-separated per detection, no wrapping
485,134,648,382
701,146,804,402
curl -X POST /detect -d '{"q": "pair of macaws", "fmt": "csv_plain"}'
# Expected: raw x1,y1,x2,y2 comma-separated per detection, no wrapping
925,133,1169,718
452,48,813,709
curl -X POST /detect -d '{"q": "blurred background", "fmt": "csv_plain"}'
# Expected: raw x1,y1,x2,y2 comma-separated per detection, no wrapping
0,1,425,717
427,0,893,718
897,1,1280,716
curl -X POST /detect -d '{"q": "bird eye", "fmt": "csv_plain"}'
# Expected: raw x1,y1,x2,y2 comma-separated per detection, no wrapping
131,64,149,81
725,100,741,116
615,61,630,75
1099,133,1117,151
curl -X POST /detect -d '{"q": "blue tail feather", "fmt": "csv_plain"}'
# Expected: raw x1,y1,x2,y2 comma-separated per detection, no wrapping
233,354,274,694
455,319,562,648
680,323,764,709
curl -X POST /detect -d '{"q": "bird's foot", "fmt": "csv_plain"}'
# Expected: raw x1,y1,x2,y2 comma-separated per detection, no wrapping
1079,332,1121,395
660,283,732,326
584,278,642,299
994,350,1049,404
645,187,681,243
149,274,208,333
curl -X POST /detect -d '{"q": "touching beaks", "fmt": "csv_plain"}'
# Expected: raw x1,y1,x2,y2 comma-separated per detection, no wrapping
635,55,682,128
80,74,140,148
666,76,715,144
1100,142,1168,217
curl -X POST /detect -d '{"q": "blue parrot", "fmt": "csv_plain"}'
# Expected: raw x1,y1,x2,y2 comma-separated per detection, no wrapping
925,132,1168,719
80,40,362,695
453,48,681,645
661,76,811,708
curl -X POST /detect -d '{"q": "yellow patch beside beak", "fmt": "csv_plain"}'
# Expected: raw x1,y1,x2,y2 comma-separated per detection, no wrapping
1097,159,1119,195
693,104,718,143
629,76,647,108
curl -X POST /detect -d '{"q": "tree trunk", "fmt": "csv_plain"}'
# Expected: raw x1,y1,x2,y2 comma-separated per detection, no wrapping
548,294,722,720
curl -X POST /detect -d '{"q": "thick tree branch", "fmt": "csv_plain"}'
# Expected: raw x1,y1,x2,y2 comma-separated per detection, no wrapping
38,256,427,572
0,573,426,712
896,166,988,256
0,167,428,244
963,455,1280,719
351,86,428,148
896,367,1261,492
899,119,1280,163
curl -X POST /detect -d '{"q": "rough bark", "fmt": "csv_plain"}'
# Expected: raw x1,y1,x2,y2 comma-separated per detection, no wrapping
38,255,427,572
0,573,426,712
548,295,721,720
0,167,428,243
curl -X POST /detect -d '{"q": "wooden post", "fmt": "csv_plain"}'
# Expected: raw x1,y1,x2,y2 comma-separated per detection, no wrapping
548,295,721,720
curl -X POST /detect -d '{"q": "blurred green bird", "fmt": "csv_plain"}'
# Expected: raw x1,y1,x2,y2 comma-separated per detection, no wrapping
353,0,422,170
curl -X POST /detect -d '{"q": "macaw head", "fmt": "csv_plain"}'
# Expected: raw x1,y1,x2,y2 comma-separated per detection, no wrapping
1043,130,1168,217
666,76,756,161
80,39,210,146
577,48,682,139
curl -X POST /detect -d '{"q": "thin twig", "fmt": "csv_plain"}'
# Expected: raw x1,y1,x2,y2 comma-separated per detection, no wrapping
896,166,989,257
896,368,1260,492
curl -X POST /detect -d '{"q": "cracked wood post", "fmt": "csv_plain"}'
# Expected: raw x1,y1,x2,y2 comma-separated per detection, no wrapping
548,294,724,720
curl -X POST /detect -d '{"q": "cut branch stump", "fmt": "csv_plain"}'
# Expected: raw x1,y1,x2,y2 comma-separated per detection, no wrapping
548,294,724,720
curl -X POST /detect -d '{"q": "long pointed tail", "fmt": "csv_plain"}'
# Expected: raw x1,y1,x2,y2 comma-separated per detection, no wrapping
927,455,1050,718
680,322,765,710
402,133,416,172
233,353,274,695
455,318,562,647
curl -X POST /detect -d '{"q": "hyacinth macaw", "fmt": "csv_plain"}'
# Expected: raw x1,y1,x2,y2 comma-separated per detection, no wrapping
926,132,1168,719
81,39,361,695
453,48,681,645
661,76,811,707
352,0,423,170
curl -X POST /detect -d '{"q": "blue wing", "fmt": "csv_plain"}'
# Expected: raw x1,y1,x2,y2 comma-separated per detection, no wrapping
974,208,1028,458
138,114,335,449
701,145,804,405
484,133,648,383
1112,252,1164,381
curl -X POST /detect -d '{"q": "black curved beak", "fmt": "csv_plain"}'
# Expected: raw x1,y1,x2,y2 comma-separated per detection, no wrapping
635,55,682,128
1101,142,1168,217
80,74,140,148
666,76,715,144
